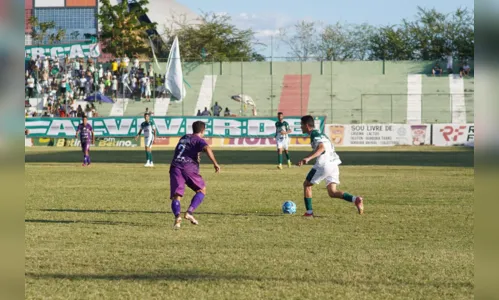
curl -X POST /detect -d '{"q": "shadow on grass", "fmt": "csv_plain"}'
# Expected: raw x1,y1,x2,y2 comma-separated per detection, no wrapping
36,209,288,218
25,271,472,289
25,219,150,227
25,149,474,167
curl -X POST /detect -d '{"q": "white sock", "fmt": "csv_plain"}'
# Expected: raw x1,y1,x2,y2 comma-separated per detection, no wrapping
306,210,313,214
352,196,357,203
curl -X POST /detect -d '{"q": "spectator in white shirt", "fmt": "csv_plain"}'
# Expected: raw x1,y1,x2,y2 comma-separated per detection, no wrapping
79,75,87,97
26,75,35,98
112,75,118,98
459,62,471,78
144,77,151,102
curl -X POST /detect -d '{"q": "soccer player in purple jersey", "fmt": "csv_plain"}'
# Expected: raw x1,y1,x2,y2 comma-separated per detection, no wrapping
75,115,94,166
170,121,220,230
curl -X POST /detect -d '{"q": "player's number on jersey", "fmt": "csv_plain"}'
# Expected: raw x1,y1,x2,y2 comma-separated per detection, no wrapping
176,144,186,159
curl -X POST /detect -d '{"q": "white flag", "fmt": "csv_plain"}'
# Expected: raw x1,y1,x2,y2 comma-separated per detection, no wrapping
165,36,186,101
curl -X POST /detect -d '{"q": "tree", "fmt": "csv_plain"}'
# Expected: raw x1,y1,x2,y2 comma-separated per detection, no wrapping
278,21,375,61
368,7,474,61
28,16,66,45
369,26,414,60
278,21,318,61
162,12,264,61
98,0,158,57
317,23,375,61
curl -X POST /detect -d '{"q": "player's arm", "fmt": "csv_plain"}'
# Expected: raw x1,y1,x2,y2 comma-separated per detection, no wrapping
297,142,324,166
135,128,142,140
203,145,220,173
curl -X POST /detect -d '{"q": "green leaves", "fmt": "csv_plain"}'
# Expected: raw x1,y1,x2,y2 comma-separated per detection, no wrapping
162,12,262,61
369,7,474,61
97,0,158,57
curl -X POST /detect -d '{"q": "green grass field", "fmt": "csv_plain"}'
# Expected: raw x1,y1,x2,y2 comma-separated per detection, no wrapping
25,147,474,299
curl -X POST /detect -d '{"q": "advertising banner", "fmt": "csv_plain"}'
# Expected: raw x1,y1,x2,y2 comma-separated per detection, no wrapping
25,42,101,59
25,116,326,138
327,124,431,146
54,137,140,148
432,124,474,146
221,137,311,147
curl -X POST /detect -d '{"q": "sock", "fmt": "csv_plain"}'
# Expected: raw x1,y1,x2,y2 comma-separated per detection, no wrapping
149,151,153,163
343,192,355,203
278,153,282,164
87,154,91,164
145,151,150,162
304,197,313,211
83,155,87,164
285,152,290,161
187,192,205,214
171,199,181,218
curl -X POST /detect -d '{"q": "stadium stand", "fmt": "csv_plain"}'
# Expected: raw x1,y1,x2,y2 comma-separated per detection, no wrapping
25,58,474,123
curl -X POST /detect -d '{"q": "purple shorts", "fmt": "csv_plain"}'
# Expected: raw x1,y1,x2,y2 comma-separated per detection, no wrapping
169,165,205,199
81,141,90,152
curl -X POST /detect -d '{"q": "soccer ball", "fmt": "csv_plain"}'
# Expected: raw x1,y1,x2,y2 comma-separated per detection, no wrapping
282,201,297,214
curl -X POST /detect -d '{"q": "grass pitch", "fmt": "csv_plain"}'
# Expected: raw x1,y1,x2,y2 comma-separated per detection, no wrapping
25,147,474,299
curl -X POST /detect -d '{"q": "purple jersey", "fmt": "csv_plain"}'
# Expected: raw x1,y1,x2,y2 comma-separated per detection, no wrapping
171,134,208,168
77,123,93,142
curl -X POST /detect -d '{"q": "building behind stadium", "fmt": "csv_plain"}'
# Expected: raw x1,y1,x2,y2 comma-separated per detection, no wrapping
25,0,200,49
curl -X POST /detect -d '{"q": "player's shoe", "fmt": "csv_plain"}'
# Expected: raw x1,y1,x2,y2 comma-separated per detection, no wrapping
277,164,283,170
184,212,199,225
287,160,292,168
354,196,364,215
82,163,87,167
173,217,182,230
144,161,151,167
303,212,314,218
149,162,154,167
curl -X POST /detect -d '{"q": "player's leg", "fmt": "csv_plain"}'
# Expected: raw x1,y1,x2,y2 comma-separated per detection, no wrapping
184,172,206,225
302,167,323,217
169,167,186,229
276,143,283,169
148,137,154,166
303,180,314,217
284,140,291,167
325,165,364,214
81,142,88,166
85,143,91,165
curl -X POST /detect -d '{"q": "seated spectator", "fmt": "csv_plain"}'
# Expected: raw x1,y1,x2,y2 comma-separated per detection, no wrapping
224,107,231,116
460,62,471,77
432,64,442,76
196,109,202,116
201,107,211,116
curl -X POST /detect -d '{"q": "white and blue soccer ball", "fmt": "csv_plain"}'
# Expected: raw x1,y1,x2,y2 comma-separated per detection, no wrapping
282,201,297,214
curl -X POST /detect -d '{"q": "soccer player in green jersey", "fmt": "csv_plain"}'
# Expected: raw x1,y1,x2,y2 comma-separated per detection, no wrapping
296,115,364,216
275,112,292,169
135,113,157,167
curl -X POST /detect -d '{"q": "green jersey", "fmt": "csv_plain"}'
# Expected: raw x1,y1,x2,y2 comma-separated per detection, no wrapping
309,129,341,167
140,121,156,138
275,121,290,140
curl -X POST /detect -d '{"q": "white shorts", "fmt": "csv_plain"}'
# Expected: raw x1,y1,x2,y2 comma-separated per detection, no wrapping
306,164,340,186
276,138,289,150
145,89,151,96
145,136,154,148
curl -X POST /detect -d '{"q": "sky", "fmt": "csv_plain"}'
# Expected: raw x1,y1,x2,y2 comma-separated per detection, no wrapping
176,0,474,57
